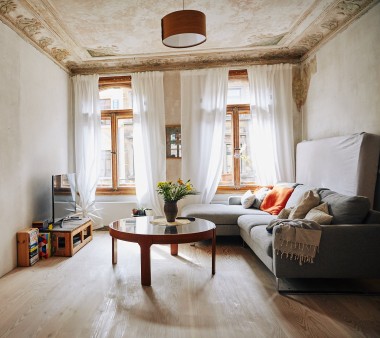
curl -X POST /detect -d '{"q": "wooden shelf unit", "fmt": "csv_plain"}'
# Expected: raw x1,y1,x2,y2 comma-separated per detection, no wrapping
17,228,39,266
50,218,93,257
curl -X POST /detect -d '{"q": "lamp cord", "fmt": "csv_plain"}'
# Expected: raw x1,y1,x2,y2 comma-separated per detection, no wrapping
183,0,184,10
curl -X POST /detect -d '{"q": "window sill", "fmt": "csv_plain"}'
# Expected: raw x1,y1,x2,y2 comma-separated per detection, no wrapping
216,185,259,194
96,187,136,195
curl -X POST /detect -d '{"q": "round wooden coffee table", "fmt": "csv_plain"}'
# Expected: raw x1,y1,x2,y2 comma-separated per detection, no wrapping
109,216,216,286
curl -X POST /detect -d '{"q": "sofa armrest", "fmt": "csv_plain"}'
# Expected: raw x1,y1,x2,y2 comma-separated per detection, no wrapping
272,223,380,278
228,196,242,205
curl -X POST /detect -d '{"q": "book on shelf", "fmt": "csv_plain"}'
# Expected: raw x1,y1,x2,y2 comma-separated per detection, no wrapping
30,254,39,265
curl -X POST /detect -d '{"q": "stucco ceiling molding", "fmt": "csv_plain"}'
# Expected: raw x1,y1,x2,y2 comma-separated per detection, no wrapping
0,0,378,74
87,46,121,58
0,0,16,15
25,0,90,60
70,48,303,75
16,15,42,36
0,0,72,66
292,0,377,58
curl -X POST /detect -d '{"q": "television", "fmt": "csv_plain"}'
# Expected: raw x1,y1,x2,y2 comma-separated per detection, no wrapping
52,173,77,225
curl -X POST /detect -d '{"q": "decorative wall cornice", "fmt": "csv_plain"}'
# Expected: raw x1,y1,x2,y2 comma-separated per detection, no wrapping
0,0,377,74
292,56,317,112
294,0,377,60
0,0,71,67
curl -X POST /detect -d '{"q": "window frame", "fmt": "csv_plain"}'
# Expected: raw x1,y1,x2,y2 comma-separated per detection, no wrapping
97,76,135,195
217,70,257,193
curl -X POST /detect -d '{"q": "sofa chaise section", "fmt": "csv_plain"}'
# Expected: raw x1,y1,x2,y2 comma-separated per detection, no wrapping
181,202,272,236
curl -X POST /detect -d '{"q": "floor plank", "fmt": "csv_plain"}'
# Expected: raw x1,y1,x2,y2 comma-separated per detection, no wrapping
0,232,379,338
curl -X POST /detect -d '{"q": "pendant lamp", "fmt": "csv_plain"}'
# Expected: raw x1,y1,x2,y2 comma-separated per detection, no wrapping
161,4,206,48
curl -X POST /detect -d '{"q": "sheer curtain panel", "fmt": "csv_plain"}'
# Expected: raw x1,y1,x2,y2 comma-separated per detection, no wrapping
247,64,295,185
72,74,101,224
132,71,166,215
181,68,229,204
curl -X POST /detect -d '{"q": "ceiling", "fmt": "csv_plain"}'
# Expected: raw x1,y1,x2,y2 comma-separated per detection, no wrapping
0,0,377,74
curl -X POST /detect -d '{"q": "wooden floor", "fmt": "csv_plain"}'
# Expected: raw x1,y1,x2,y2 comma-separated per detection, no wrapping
0,232,379,338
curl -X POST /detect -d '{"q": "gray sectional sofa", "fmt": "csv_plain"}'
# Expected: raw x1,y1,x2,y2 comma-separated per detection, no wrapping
181,132,380,285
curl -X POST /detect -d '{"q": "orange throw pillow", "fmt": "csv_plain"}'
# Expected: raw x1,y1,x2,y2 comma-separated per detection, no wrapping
260,186,294,215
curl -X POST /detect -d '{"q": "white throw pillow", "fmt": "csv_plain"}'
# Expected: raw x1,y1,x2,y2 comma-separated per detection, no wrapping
252,187,270,209
241,190,256,209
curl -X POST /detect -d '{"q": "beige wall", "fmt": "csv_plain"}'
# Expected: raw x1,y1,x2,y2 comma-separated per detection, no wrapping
0,22,72,277
303,3,380,140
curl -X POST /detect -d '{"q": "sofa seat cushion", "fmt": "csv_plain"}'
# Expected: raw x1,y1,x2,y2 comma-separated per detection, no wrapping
250,225,274,258
181,204,271,225
237,214,277,233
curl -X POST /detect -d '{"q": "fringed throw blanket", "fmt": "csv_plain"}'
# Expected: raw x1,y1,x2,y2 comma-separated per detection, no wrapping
267,219,322,265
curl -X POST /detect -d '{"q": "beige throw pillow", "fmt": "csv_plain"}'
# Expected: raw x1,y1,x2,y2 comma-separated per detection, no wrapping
305,202,333,225
241,190,255,209
288,189,320,219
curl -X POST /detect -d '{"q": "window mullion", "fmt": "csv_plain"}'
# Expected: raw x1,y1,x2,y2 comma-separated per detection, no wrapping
111,113,118,190
232,107,240,189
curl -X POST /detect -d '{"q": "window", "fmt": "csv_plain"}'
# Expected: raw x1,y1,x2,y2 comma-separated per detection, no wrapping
98,76,135,194
166,125,181,158
219,70,255,191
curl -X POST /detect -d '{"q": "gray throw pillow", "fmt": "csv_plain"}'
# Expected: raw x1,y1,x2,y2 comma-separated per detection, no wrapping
319,190,370,224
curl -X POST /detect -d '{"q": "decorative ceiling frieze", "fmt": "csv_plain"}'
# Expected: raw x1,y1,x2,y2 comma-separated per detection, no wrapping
0,0,71,66
293,0,377,60
0,0,377,74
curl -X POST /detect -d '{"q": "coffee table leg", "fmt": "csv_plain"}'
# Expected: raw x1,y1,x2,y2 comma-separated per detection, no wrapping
112,237,117,264
170,244,178,256
139,242,152,286
212,228,216,275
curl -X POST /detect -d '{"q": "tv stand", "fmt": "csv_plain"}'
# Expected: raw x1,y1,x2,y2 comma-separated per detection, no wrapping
49,218,92,256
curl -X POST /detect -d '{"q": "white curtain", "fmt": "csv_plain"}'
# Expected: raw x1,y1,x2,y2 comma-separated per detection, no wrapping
181,68,229,204
132,71,166,215
72,74,101,223
247,64,295,185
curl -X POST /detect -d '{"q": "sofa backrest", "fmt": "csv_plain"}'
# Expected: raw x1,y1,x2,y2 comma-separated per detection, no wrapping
295,132,380,208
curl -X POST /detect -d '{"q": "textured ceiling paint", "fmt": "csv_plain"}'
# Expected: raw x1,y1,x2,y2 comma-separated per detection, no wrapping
0,0,377,73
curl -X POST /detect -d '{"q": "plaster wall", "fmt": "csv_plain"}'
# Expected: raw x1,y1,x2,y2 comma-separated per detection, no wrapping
303,3,380,139
164,71,181,182
0,22,71,277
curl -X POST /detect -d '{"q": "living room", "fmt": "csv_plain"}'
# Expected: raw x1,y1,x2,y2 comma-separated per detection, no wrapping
0,1,379,336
